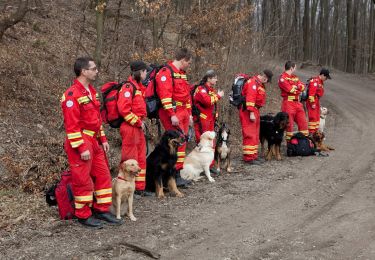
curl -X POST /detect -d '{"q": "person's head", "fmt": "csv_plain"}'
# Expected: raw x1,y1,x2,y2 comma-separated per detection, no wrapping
74,57,98,81
285,60,297,73
258,69,273,84
201,69,218,86
130,61,148,82
319,68,331,81
173,48,192,70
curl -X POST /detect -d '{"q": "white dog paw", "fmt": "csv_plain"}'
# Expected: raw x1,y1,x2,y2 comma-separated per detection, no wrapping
208,177,215,182
129,215,137,221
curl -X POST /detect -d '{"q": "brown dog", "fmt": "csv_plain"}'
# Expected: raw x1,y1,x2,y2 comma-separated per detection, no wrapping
111,159,140,221
312,130,335,152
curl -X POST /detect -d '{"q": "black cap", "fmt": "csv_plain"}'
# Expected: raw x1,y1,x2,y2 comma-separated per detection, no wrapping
320,68,331,79
263,69,273,83
130,61,148,72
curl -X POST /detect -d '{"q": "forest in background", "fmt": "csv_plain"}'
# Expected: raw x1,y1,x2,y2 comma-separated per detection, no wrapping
0,0,374,193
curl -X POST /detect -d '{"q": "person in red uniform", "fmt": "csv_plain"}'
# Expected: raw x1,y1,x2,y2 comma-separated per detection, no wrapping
61,57,122,228
117,61,151,196
239,70,273,165
278,61,309,141
192,70,224,143
155,48,193,187
307,68,331,134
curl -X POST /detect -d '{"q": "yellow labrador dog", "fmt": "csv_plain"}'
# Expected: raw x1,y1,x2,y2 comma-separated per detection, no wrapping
111,159,140,221
180,131,216,182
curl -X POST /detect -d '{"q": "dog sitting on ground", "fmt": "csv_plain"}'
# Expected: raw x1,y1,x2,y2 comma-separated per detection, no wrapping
319,106,328,132
111,159,140,221
312,130,335,152
180,131,216,182
260,112,289,160
214,123,232,173
145,130,186,199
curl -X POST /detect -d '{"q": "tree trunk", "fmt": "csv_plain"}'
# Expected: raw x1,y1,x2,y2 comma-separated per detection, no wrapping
0,0,29,41
346,0,354,72
303,0,310,61
371,0,375,72
94,0,107,68
310,0,319,61
293,0,301,59
329,0,340,67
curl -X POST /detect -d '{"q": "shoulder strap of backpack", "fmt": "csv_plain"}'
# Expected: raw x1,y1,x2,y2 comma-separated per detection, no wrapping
123,81,137,98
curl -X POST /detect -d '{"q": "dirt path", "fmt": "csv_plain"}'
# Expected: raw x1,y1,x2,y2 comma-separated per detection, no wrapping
1,69,375,260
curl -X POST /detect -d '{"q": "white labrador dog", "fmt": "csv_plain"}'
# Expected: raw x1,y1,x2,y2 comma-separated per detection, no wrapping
319,106,328,132
180,131,216,182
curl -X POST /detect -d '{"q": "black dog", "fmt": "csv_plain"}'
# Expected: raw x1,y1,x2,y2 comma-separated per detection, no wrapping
146,130,186,199
260,112,289,160
214,123,232,173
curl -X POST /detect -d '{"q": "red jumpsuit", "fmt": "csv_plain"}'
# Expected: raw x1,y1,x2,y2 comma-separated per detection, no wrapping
278,72,308,140
192,83,220,143
307,76,324,134
239,76,266,161
156,62,191,170
117,76,147,191
61,79,112,220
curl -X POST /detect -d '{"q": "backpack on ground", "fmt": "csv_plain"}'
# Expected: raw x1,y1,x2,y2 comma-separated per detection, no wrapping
287,132,317,156
300,78,312,102
143,64,174,119
54,171,75,220
229,74,250,108
100,81,136,128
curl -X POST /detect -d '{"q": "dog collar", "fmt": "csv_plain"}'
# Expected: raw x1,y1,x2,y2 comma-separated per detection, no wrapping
117,176,129,181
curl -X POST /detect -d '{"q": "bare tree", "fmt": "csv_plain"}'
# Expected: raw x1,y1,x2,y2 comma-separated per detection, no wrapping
94,0,107,68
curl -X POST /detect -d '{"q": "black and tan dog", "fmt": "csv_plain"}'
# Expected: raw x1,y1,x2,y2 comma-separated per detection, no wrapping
214,123,232,173
146,130,186,199
260,112,289,160
312,130,335,152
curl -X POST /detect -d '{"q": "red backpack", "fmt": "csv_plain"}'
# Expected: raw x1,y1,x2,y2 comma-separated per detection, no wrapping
100,81,136,128
55,171,75,220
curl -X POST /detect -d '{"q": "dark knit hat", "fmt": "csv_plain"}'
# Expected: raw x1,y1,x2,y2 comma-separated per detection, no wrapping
320,68,331,79
263,69,273,83
130,61,148,72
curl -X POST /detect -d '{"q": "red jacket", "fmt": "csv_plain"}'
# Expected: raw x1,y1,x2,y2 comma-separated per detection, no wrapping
278,72,305,101
193,83,221,119
61,79,107,153
308,76,324,104
117,76,147,128
241,76,266,112
155,61,192,117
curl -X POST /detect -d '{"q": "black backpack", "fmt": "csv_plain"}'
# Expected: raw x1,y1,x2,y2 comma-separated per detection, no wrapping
229,74,250,108
287,132,318,156
190,84,209,117
143,64,174,119
300,78,312,102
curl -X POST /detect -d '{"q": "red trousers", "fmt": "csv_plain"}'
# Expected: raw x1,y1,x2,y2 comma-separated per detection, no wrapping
239,108,260,161
159,107,189,170
120,123,146,191
64,135,112,219
306,100,320,134
281,100,308,140
193,114,215,143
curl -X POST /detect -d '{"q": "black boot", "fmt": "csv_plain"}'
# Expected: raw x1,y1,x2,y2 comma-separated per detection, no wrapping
134,190,155,197
94,211,124,225
78,216,103,228
175,170,191,189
